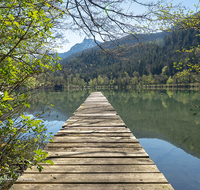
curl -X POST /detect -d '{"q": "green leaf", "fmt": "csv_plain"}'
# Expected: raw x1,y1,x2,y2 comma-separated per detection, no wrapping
45,160,54,165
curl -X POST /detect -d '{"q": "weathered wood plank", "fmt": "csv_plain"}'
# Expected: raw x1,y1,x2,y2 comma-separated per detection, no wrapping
44,149,149,158
73,114,118,116
76,107,115,110
63,122,126,127
44,147,144,152
64,119,124,122
65,115,123,120
10,184,174,190
58,127,131,133
15,173,168,183
75,104,114,108
41,157,155,165
54,132,133,137
63,119,125,123
73,112,118,115
77,104,114,108
24,165,160,173
52,136,138,143
84,99,108,102
74,109,117,114
82,102,111,104
84,100,108,102
45,142,141,148
76,108,116,112
62,125,127,128
62,123,126,127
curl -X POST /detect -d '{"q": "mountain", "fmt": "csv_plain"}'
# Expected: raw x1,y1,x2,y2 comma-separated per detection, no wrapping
60,32,168,64
98,31,168,49
57,38,101,60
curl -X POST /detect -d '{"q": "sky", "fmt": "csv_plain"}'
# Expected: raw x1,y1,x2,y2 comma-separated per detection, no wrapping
56,0,199,53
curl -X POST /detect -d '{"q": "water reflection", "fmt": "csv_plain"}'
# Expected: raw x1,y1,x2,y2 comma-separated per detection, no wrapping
104,90,200,159
139,138,200,190
27,89,200,190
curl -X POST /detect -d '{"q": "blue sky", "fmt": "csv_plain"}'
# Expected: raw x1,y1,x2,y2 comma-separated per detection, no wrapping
56,0,199,53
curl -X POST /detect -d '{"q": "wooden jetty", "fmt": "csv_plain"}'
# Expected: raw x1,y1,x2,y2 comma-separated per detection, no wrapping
11,92,174,190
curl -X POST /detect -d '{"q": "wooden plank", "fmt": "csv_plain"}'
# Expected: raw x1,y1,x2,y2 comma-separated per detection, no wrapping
62,125,127,128
10,184,174,190
62,126,127,129
74,107,117,111
52,136,138,143
63,120,124,124
76,107,115,110
66,118,124,123
44,147,144,152
15,173,168,183
63,120,125,124
41,157,155,165
62,123,126,127
73,114,118,116
54,132,133,137
58,127,131,133
62,125,126,128
82,102,111,105
44,149,149,158
24,165,160,173
77,104,114,108
62,115,124,123
65,115,123,120
73,111,118,115
65,117,123,122
45,142,141,148
84,99,108,101
76,108,116,112
78,102,111,106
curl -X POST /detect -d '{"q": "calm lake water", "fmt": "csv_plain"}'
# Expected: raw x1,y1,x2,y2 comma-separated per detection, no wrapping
27,89,200,190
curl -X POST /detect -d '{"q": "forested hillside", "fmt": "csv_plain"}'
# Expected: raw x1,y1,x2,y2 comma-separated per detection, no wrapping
41,29,200,87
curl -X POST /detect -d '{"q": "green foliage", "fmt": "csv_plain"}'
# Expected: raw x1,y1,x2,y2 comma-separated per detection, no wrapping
166,76,174,84
33,149,54,172
0,0,63,187
156,3,200,77
0,114,54,187
162,66,169,76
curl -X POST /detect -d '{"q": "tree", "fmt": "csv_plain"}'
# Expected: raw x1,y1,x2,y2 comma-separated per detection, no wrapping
166,76,174,85
97,75,104,88
0,0,63,187
161,66,169,75
157,3,200,77
88,79,93,87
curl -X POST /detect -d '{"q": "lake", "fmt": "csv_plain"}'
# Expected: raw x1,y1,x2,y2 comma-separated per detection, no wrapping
27,88,200,190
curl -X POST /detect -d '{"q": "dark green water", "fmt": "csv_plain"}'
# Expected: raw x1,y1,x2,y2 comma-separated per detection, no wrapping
27,89,200,190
